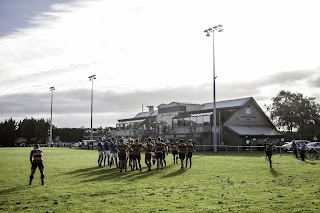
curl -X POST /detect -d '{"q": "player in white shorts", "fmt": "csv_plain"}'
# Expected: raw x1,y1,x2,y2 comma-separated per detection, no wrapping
97,141,105,167
104,138,111,166
109,138,118,168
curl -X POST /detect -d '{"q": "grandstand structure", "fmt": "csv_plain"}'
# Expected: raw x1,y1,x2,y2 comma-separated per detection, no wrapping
112,97,284,147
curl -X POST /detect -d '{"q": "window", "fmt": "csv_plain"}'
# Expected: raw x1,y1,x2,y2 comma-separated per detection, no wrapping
178,118,184,126
203,115,210,125
172,119,178,127
190,117,197,126
183,117,191,126
246,105,251,114
196,116,203,125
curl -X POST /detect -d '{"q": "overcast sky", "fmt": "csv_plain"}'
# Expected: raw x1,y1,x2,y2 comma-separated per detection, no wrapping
1,0,320,128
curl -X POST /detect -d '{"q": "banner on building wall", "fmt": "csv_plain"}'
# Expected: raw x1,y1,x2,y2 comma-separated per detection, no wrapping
238,115,257,122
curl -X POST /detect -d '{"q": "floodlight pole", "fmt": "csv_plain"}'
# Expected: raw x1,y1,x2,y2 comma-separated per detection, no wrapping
204,25,223,153
49,86,55,144
88,75,96,140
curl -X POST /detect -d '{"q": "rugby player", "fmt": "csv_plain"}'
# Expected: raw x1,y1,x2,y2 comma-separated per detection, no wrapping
161,139,167,167
29,144,45,185
265,138,275,168
186,139,194,168
127,139,135,171
103,138,111,166
178,139,187,169
151,140,156,165
145,137,153,171
170,140,179,164
109,137,119,168
117,139,128,172
155,137,165,171
97,140,104,167
132,139,144,171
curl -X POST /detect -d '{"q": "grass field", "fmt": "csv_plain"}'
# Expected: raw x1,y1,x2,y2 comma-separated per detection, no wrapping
0,147,319,213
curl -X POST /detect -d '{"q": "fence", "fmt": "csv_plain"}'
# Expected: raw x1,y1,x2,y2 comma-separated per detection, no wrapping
28,144,50,147
195,145,284,154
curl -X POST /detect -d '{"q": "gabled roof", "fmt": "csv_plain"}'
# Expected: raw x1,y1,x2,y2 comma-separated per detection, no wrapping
225,125,283,137
118,110,158,123
134,110,158,118
201,97,252,110
172,97,252,119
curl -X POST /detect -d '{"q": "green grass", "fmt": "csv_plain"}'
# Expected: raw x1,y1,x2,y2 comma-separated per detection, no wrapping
0,148,319,213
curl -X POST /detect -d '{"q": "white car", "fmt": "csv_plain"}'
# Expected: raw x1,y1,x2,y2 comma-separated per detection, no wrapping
72,142,81,147
306,142,320,151
281,140,310,151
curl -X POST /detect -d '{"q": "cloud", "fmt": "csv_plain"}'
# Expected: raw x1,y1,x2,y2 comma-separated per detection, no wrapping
1,69,320,128
0,0,77,36
1,0,320,128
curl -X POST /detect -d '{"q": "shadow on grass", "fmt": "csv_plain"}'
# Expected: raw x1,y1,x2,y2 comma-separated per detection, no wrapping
161,167,187,178
65,162,187,182
304,161,318,165
65,167,102,176
0,185,29,195
270,167,280,177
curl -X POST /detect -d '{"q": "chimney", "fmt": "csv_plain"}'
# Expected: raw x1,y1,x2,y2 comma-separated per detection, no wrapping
147,105,154,115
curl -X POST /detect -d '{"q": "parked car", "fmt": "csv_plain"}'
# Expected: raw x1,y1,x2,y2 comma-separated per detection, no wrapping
72,142,81,147
306,142,320,152
281,140,310,151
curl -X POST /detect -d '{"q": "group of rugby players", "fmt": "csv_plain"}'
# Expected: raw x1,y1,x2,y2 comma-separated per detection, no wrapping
97,137,194,172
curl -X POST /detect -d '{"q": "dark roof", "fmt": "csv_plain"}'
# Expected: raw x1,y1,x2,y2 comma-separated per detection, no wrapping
172,97,252,119
225,125,283,137
134,111,158,118
118,119,146,124
202,97,251,110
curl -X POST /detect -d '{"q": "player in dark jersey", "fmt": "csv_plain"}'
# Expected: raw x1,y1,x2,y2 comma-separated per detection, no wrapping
178,139,187,169
145,137,153,171
292,141,298,158
186,139,194,168
97,141,104,167
132,139,144,171
161,139,167,167
127,139,135,171
109,137,118,168
265,138,275,168
29,144,45,185
117,139,128,172
103,138,111,166
170,140,179,164
155,137,165,171
151,140,156,165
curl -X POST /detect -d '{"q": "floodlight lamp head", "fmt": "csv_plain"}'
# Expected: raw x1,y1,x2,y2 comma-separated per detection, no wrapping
218,24,223,28
206,33,210,37
49,86,55,91
88,75,96,80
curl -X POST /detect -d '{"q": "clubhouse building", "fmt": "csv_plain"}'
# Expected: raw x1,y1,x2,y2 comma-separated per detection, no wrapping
113,97,284,149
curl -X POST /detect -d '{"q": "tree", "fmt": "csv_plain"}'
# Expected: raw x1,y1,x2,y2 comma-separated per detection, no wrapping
19,118,36,144
54,128,84,142
266,90,320,140
0,118,17,147
34,119,50,143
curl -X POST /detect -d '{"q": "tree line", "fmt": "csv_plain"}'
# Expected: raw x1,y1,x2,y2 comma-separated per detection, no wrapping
266,90,320,141
0,118,85,147
1,90,320,147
